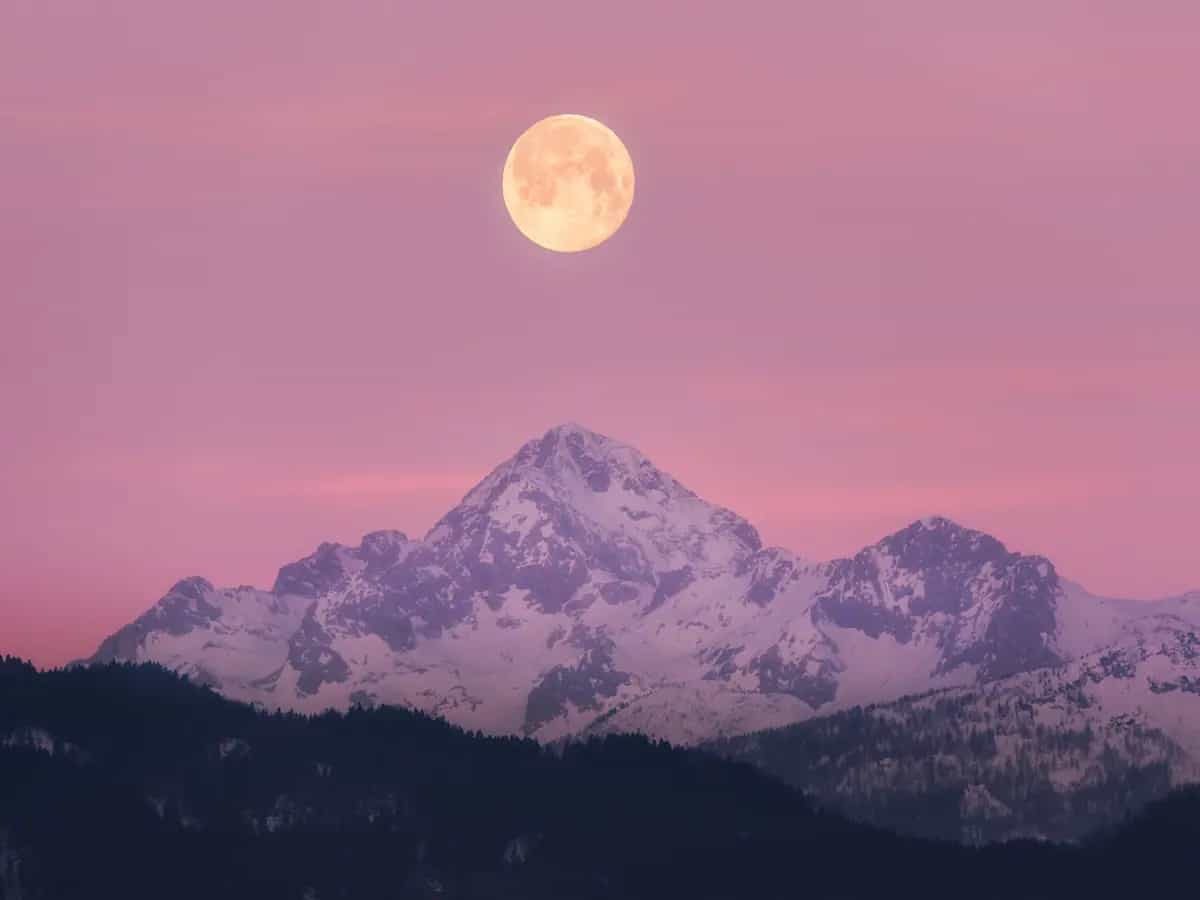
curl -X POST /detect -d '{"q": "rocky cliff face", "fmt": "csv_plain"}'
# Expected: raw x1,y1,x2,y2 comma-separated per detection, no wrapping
88,423,1199,747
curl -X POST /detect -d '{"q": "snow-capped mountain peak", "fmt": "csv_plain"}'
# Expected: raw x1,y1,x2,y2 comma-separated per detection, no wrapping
426,423,761,585
456,422,689,505
88,425,1199,752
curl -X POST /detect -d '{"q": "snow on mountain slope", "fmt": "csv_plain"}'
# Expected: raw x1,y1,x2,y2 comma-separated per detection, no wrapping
86,423,1199,746
91,577,307,695
1054,580,1200,659
896,616,1200,774
716,616,1200,842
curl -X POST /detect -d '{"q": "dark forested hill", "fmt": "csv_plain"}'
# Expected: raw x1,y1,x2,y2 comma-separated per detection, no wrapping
0,657,1196,899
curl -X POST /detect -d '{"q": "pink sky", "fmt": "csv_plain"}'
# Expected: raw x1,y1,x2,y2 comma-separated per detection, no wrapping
3,1,1198,666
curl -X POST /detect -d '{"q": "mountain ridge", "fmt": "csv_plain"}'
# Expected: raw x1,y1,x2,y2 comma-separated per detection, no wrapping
88,423,1199,750
711,615,1200,842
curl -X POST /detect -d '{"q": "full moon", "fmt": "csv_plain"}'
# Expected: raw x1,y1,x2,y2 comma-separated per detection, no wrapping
502,114,635,253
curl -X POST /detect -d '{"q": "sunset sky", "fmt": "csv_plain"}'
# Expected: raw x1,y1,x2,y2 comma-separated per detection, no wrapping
3,1,1198,666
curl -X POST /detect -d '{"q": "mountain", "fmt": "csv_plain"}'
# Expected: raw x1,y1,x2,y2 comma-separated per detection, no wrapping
3,658,1199,899
713,616,1200,843
89,423,1200,751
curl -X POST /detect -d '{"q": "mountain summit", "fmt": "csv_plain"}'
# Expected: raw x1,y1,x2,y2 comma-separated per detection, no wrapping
89,424,1200,747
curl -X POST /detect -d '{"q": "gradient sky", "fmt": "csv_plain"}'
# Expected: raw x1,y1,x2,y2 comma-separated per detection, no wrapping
4,1,1198,666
